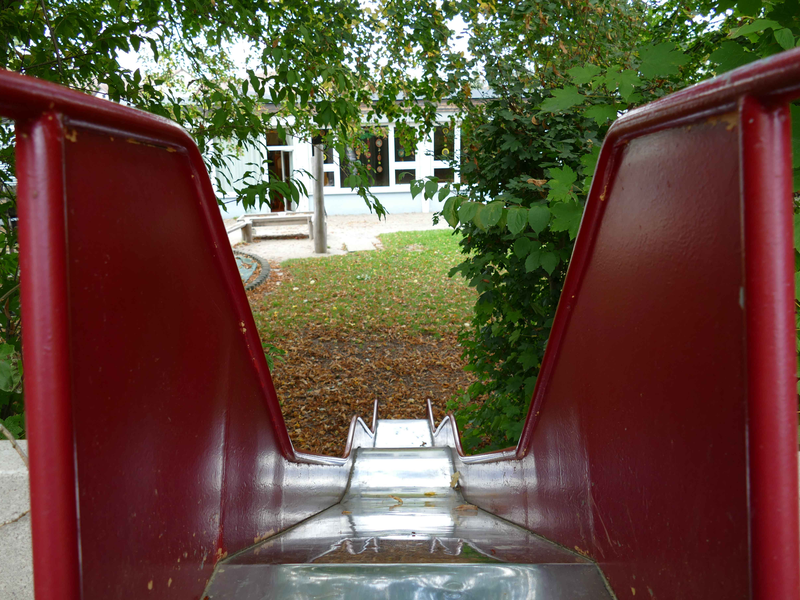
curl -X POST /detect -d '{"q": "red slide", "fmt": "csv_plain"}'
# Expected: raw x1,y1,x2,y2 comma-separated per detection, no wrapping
3,48,799,600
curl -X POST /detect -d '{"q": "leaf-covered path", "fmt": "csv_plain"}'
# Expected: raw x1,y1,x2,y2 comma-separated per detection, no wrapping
245,229,475,456
266,324,471,456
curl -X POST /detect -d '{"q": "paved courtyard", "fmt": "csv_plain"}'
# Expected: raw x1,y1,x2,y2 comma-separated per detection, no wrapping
227,212,449,262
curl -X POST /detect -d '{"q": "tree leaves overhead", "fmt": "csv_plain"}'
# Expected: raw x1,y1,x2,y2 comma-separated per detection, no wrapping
584,104,618,126
638,42,689,79
774,28,795,50
710,42,756,73
527,205,550,234
550,202,583,240
567,65,602,86
546,166,577,203
732,19,781,37
506,207,529,235
474,201,504,230
540,87,584,113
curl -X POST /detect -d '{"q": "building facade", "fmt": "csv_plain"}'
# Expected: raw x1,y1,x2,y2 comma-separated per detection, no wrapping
217,113,460,218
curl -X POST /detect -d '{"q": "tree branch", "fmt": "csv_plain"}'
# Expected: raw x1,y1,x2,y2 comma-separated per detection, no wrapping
38,0,65,81
0,422,28,469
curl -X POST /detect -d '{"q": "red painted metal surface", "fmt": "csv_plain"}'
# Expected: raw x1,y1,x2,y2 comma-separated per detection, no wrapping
17,112,82,600
2,71,353,600
454,49,800,600
740,95,799,600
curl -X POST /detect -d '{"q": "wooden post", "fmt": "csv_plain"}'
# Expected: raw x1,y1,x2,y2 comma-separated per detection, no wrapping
312,142,327,254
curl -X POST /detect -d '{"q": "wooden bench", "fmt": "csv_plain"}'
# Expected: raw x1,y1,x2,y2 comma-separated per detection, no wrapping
236,211,314,242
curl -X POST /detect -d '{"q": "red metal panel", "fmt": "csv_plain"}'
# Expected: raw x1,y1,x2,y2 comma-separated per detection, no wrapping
17,113,82,600
1,71,353,600
455,49,800,600
64,124,232,597
740,96,800,600
533,119,748,598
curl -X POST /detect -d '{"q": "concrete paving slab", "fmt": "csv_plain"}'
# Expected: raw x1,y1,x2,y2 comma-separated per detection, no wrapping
0,441,29,524
0,513,33,600
0,440,31,599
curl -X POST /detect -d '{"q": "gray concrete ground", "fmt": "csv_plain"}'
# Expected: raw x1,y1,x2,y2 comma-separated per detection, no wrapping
230,212,448,262
0,440,32,600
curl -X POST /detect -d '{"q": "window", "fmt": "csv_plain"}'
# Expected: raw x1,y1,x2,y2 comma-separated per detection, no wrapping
266,129,294,211
432,124,459,184
312,133,336,187
395,169,416,184
434,168,455,183
340,129,389,188
433,125,454,160
392,128,418,186
395,135,415,162
312,141,336,187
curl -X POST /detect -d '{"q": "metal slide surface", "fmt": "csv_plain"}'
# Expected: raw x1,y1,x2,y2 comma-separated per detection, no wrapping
203,414,613,599
2,47,800,600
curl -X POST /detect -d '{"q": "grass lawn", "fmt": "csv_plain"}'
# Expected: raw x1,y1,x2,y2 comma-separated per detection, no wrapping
251,229,474,338
245,228,476,456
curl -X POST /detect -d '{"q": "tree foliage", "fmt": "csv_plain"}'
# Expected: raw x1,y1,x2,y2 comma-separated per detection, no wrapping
0,0,463,436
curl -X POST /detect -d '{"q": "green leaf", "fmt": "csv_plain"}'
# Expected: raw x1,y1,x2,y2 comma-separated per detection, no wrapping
794,212,800,252
424,178,439,200
710,42,755,74
796,270,800,301
615,70,641,101
442,197,459,228
580,146,602,175
513,237,532,258
525,251,542,272
638,42,689,79
540,252,560,275
546,166,577,202
0,360,13,392
474,202,504,229
737,0,762,15
458,201,481,224
567,65,601,85
520,350,539,371
506,207,528,235
550,201,584,239
731,19,778,37
775,28,795,50
0,415,24,439
584,104,617,126
527,205,550,234
540,87,584,113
